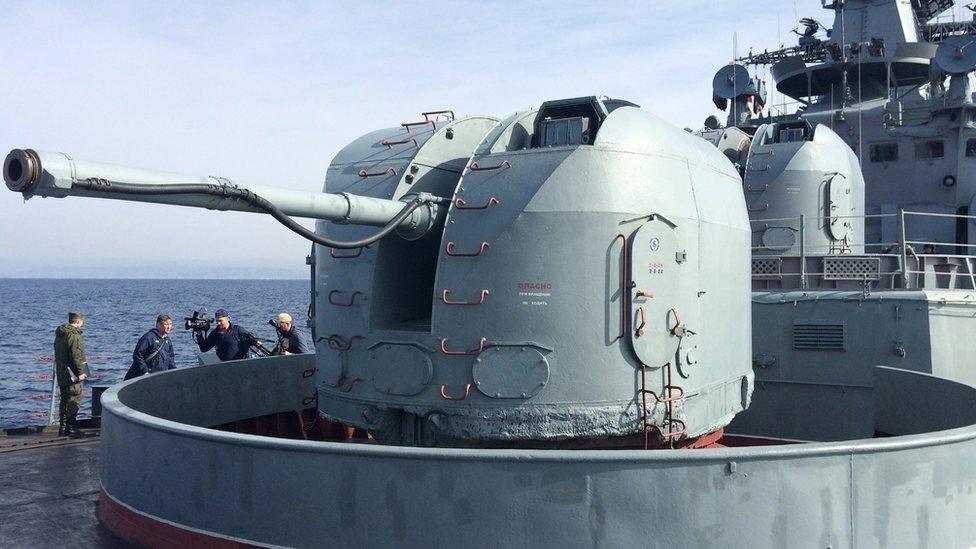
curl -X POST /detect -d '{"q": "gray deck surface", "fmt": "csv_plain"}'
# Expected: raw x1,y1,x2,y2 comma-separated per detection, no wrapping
0,437,131,548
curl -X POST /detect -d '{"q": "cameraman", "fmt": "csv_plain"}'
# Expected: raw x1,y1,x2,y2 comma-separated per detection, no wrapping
272,312,308,355
124,314,176,380
195,309,258,361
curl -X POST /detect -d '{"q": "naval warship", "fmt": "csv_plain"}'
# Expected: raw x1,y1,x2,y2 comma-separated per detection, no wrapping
4,1,976,547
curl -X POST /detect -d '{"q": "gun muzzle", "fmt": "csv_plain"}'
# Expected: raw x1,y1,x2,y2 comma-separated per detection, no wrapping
4,149,40,192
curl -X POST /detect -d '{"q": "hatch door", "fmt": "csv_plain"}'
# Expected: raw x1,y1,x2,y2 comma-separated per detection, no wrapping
826,173,852,241
628,217,683,367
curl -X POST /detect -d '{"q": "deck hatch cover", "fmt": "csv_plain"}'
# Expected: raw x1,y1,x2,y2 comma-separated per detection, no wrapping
792,321,846,351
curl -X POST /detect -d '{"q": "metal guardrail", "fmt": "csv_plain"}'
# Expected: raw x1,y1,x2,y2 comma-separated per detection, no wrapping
751,210,976,290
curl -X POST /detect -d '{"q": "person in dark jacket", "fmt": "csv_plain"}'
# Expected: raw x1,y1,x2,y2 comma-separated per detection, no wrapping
53,311,87,437
124,314,176,380
272,312,308,355
195,309,257,361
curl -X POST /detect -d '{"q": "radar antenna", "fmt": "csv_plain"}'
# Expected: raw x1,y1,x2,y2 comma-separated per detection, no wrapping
711,64,766,127
934,35,976,74
738,16,827,66
933,35,976,103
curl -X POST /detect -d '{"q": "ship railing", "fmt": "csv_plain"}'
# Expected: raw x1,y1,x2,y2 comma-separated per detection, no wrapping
750,210,976,290
762,99,808,119
889,90,976,126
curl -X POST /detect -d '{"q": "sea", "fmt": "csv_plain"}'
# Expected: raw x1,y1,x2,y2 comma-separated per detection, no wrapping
0,278,312,429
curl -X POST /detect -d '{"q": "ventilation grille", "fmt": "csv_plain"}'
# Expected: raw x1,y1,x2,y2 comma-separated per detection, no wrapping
793,322,846,351
752,258,782,279
823,257,880,280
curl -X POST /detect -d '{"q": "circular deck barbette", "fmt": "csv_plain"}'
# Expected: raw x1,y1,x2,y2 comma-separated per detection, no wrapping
98,355,976,548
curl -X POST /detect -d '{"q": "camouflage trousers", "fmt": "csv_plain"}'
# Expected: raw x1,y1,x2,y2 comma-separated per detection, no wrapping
58,382,83,422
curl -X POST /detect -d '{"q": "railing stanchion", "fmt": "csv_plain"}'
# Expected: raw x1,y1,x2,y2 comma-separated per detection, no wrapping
799,214,807,289
900,209,910,289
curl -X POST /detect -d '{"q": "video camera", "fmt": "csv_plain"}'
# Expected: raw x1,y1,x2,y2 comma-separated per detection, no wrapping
184,309,214,332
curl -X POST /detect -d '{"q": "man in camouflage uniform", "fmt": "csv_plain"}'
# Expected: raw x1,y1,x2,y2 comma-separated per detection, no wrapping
54,311,88,437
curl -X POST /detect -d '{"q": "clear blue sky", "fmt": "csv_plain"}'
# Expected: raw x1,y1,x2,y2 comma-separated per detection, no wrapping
1,1,963,278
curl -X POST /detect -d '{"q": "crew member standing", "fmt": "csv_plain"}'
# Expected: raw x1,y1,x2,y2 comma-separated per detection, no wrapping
273,312,308,355
125,314,176,380
53,311,87,437
195,309,257,361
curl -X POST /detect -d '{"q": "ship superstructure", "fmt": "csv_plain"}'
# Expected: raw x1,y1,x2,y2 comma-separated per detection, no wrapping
702,0,976,440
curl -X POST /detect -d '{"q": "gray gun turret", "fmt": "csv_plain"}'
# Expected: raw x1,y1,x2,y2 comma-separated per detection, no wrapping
5,99,755,449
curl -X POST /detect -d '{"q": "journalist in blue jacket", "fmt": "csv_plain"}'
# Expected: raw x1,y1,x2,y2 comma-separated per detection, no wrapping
125,314,176,380
195,309,257,361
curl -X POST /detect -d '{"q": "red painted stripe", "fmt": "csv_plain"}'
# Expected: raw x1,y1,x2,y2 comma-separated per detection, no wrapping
98,488,265,548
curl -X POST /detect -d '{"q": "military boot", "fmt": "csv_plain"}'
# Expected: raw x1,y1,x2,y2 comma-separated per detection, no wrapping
58,413,66,437
65,416,86,439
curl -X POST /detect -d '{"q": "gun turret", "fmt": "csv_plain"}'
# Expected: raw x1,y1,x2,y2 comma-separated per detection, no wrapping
4,149,446,247
5,104,754,449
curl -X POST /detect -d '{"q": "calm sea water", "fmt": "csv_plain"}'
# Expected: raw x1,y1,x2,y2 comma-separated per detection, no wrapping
0,278,312,429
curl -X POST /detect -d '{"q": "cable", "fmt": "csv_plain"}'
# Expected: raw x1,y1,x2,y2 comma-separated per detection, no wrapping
75,178,428,249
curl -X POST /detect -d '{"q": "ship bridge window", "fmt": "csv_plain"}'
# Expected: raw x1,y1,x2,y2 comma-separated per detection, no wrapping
966,139,976,157
915,140,944,160
869,142,898,163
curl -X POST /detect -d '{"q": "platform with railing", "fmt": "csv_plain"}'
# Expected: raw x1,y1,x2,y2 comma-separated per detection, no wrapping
751,210,976,291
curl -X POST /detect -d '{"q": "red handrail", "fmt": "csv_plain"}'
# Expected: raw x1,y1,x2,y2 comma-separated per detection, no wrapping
612,234,627,342
445,241,490,257
359,166,396,178
327,335,364,351
441,289,489,306
422,110,455,122
334,374,362,393
439,383,472,400
453,196,499,210
668,307,683,335
402,120,436,131
439,337,487,356
328,290,363,307
331,247,365,259
469,160,511,171
381,136,418,148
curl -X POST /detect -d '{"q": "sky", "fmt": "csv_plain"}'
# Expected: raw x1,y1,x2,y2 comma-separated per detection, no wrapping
1,1,969,278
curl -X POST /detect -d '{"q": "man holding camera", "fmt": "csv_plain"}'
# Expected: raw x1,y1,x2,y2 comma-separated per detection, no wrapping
195,309,257,361
124,314,176,380
272,312,308,355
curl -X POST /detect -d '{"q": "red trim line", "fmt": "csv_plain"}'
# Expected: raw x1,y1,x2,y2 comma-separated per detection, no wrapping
99,488,265,548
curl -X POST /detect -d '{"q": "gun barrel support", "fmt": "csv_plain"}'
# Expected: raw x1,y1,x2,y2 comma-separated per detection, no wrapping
4,149,443,236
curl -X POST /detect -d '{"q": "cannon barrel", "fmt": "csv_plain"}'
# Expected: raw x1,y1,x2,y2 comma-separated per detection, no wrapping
4,149,445,245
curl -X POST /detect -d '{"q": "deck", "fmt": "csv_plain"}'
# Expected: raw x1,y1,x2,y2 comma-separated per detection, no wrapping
0,435,129,548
